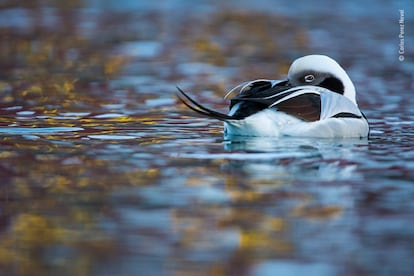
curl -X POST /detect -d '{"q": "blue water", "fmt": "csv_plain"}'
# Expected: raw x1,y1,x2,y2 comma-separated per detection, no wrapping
0,0,413,275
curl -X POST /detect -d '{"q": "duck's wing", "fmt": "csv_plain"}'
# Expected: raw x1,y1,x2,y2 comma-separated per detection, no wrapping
271,91,321,122
226,79,290,100
231,86,363,122
228,86,320,121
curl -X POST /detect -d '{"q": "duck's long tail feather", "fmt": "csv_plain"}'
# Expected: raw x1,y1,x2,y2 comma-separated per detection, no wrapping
176,86,233,121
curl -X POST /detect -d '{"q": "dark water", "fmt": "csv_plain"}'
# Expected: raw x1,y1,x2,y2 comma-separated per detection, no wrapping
0,1,413,275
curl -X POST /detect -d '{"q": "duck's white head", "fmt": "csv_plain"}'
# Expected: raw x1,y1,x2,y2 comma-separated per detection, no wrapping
287,55,357,105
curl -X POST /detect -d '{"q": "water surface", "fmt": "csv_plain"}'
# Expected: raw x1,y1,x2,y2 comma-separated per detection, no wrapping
0,1,413,275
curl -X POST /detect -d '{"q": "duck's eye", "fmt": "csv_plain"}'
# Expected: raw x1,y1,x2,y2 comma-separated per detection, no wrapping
304,74,315,83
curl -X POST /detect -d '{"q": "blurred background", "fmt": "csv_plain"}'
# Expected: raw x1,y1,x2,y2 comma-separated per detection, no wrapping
0,0,413,275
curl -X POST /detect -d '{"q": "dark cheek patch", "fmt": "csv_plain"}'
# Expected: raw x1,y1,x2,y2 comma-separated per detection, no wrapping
318,77,344,95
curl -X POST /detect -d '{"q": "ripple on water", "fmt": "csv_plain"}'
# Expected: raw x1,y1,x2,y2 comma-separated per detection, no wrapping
16,110,35,116
172,151,315,160
0,127,84,134
87,135,139,140
92,113,126,119
58,112,91,117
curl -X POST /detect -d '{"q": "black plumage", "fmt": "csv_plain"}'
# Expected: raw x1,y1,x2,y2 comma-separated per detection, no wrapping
177,80,324,122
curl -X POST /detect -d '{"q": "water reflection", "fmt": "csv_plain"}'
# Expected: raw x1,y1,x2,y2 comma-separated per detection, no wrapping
176,136,368,183
1,0,414,275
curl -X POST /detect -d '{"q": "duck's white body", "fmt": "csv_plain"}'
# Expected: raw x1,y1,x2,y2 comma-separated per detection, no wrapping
224,85,368,138
224,110,368,138
177,55,369,138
